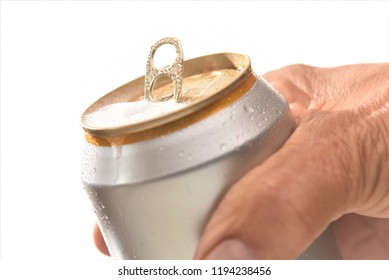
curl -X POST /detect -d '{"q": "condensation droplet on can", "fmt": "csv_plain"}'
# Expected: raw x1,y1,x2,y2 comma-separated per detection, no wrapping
244,104,255,113
159,146,165,152
112,146,122,159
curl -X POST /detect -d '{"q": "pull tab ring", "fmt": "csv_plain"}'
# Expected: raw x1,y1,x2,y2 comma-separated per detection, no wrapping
144,37,184,102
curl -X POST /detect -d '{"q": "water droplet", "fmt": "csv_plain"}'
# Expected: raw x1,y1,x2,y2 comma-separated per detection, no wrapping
244,104,255,113
187,154,193,160
133,255,137,260
159,146,165,152
219,143,227,150
112,146,122,159
250,116,255,120
178,151,184,157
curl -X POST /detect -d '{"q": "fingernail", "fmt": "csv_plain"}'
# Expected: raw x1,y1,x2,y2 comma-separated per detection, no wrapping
205,239,256,260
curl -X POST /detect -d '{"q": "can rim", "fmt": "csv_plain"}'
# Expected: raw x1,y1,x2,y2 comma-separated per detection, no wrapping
81,52,251,136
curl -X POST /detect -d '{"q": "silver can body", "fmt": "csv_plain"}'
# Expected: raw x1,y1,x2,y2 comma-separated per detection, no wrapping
82,76,340,259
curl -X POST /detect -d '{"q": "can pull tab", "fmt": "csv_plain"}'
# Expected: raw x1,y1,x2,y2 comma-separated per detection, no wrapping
144,37,184,102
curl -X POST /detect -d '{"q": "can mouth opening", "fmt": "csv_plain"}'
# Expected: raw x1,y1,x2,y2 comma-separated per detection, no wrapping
81,53,251,136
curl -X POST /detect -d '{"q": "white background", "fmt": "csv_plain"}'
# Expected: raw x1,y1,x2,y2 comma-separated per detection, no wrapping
1,1,389,260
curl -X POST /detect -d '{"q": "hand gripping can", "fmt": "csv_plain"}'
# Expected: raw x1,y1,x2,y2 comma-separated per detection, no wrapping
81,37,340,259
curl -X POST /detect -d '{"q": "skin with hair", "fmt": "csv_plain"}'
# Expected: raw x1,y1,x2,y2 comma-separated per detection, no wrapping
94,64,389,259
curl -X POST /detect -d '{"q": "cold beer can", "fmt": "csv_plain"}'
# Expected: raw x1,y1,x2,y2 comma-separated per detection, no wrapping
81,38,340,259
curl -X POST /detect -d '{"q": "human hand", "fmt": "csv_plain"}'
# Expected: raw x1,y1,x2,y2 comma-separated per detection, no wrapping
94,64,389,259
193,63,389,259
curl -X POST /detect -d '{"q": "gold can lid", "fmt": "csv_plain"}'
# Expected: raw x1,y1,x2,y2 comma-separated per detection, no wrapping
81,38,252,137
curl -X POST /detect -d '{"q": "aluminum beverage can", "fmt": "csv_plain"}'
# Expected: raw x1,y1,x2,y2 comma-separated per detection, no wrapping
81,38,340,259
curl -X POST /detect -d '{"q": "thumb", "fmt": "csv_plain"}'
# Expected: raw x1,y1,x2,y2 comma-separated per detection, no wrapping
194,121,354,259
